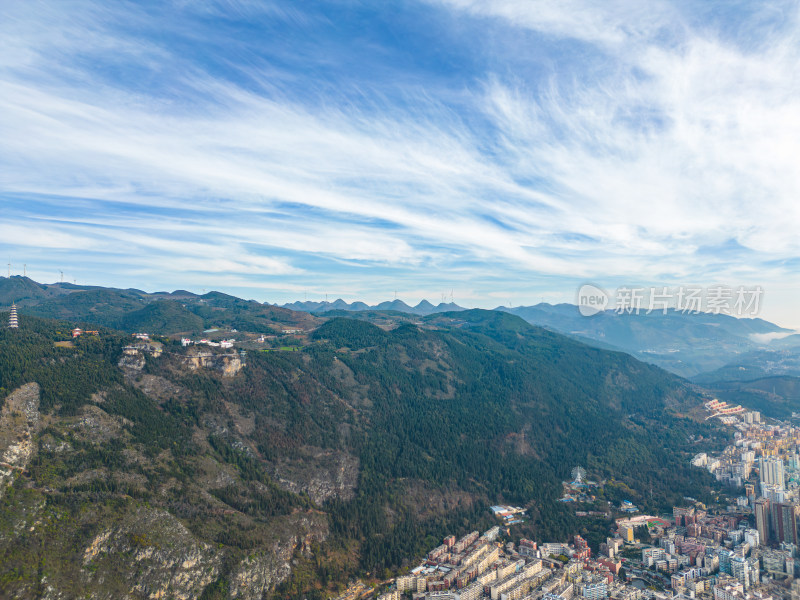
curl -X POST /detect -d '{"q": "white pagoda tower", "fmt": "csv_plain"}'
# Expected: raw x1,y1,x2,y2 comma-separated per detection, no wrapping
8,302,18,328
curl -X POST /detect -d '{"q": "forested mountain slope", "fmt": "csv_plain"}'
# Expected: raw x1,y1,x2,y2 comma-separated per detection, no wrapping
0,276,317,335
0,309,724,599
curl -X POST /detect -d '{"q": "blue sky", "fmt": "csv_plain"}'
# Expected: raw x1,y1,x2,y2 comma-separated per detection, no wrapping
2,1,800,326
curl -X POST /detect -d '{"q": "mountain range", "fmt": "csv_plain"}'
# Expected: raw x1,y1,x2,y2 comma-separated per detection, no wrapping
282,298,465,315
0,276,316,335
287,295,798,378
279,294,800,419
4,276,799,381
0,277,728,599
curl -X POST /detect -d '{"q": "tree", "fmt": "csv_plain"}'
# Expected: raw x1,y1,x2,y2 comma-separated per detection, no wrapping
634,524,651,544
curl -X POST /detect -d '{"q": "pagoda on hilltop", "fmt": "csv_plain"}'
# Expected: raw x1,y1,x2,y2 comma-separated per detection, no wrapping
8,302,18,328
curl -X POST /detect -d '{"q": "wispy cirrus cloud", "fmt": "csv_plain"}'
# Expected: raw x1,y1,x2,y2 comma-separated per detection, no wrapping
446,1,800,277
2,0,800,324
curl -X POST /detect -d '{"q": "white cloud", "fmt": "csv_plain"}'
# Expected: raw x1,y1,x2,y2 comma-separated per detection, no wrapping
2,0,800,324
467,1,800,268
432,0,679,48
0,223,100,250
750,331,798,344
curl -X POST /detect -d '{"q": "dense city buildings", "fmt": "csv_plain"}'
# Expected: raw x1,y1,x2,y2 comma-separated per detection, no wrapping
372,404,800,600
693,405,800,553
377,508,796,600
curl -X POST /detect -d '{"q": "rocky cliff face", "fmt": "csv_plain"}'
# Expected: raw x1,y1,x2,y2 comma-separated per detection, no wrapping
182,349,243,377
0,483,327,599
0,367,328,599
229,513,327,600
272,449,359,504
118,343,244,378
0,383,40,496
82,506,222,600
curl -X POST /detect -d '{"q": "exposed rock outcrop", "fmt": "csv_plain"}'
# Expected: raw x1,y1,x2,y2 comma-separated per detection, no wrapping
272,449,359,504
0,383,41,495
118,349,146,372
82,506,222,600
118,341,163,373
183,349,243,377
130,374,190,404
229,513,328,600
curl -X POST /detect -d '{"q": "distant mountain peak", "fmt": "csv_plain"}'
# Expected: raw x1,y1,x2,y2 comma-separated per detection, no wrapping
281,298,467,316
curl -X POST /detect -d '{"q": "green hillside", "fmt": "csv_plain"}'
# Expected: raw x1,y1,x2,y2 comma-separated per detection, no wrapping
4,277,317,335
0,275,66,305
24,288,146,327
119,300,204,334
0,309,726,599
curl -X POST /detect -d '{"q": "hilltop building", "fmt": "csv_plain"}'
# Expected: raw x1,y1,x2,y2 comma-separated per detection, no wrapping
71,328,99,338
8,302,18,328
